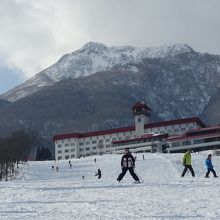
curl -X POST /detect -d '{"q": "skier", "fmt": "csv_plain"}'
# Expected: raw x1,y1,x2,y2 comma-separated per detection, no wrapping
181,149,195,177
143,155,145,160
52,165,54,170
95,169,102,179
94,158,97,163
56,166,59,171
116,148,140,183
205,154,218,178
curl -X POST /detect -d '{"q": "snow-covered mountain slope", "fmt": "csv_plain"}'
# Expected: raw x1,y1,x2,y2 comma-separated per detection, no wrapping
1,152,220,219
1,42,194,102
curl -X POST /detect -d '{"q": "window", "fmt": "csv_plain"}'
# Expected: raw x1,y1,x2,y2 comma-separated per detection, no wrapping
65,149,69,153
112,138,117,141
181,140,190,146
79,142,84,146
105,138,110,142
86,147,90,151
65,143,69,147
92,140,97,144
58,156,62,160
57,144,62,148
193,139,204,144
86,141,90,145
58,150,62,154
174,129,179,133
106,145,110,148
80,148,84,152
65,155,69,159
92,146,97,150
70,143,75,146
71,155,75,158
71,148,75,152
172,142,180,147
99,140,103,143
181,128,186,131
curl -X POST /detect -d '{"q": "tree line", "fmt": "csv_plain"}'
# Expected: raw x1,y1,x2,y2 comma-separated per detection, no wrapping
0,129,42,181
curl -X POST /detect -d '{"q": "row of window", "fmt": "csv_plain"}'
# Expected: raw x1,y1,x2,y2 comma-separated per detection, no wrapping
57,154,75,160
171,136,220,148
57,148,75,154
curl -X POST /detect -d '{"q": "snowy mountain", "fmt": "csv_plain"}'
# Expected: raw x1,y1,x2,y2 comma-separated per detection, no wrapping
2,152,220,219
1,42,220,140
1,42,194,102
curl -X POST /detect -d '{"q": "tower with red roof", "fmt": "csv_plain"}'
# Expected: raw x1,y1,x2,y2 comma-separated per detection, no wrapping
132,101,152,136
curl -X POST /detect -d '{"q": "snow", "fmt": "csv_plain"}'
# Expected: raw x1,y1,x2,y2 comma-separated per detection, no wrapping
0,152,220,219
44,42,194,82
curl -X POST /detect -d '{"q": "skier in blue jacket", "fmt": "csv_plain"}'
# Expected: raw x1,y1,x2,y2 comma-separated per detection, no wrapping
205,154,218,178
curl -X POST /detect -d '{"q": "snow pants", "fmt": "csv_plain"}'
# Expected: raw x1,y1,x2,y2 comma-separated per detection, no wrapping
181,165,195,177
117,167,139,182
205,168,217,177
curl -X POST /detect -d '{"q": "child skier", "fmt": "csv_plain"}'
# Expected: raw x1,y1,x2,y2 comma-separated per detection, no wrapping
95,169,102,179
205,154,218,178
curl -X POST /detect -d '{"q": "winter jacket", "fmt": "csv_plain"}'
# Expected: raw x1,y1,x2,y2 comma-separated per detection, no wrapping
121,153,135,168
205,159,213,169
183,152,191,165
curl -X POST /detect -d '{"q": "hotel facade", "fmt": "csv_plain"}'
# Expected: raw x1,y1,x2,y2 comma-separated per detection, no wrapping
52,102,212,160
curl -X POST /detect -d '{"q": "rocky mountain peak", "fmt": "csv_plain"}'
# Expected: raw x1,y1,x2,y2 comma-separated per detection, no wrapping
79,41,108,54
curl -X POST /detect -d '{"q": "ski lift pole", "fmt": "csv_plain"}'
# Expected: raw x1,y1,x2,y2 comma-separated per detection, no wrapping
134,169,144,183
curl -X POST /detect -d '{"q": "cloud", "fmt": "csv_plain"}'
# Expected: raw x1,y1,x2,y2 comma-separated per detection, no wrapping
0,0,220,80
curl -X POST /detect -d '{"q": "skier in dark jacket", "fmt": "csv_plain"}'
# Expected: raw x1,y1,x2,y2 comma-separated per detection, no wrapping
205,154,218,178
95,169,102,179
116,148,140,183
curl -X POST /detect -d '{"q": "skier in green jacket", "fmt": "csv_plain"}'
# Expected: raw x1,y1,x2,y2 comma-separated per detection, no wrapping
181,149,195,177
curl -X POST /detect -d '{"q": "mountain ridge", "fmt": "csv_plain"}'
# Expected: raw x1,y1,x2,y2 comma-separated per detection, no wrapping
1,42,195,102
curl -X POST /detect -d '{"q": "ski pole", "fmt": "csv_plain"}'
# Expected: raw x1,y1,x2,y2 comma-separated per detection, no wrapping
198,169,206,178
134,169,144,183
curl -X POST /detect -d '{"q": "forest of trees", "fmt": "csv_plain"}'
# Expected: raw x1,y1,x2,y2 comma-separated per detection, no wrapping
0,129,40,181
35,147,52,161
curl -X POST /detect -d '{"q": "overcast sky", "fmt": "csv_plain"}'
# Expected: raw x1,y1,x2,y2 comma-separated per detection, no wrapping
0,0,220,94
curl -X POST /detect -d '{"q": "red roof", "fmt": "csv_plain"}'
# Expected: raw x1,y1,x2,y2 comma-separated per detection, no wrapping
186,126,220,134
167,132,220,142
144,117,206,129
167,125,220,142
132,101,152,111
52,117,205,141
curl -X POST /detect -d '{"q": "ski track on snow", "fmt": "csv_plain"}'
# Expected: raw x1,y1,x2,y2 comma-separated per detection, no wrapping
0,153,220,219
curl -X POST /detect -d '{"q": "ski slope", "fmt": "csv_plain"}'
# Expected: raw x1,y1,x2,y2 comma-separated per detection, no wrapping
0,152,220,220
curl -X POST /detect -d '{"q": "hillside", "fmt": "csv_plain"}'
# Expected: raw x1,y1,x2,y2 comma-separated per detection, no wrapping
0,98,10,109
201,88,220,125
1,152,220,219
